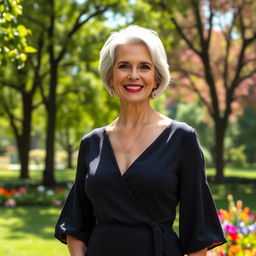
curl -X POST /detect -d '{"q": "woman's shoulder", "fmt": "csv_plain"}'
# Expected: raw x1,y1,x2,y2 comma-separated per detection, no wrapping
157,113,195,134
171,120,195,134
171,120,201,148
81,126,107,142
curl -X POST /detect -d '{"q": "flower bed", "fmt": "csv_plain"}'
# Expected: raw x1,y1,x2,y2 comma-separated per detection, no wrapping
0,185,68,207
208,195,256,256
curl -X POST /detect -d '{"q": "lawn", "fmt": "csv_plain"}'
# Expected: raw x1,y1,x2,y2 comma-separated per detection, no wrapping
0,169,75,188
0,168,255,255
0,206,69,256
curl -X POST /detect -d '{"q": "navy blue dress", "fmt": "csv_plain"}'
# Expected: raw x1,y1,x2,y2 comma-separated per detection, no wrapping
55,121,226,255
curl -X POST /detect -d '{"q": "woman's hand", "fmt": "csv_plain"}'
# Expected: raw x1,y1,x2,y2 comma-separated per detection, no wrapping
188,248,207,256
67,235,87,256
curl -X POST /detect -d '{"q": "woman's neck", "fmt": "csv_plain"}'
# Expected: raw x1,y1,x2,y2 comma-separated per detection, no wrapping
117,101,155,128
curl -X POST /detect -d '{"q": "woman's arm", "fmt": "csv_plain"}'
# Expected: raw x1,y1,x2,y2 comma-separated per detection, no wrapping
67,235,87,256
188,248,207,256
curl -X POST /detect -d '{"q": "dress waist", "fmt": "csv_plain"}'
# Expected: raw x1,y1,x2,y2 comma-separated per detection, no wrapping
96,220,174,256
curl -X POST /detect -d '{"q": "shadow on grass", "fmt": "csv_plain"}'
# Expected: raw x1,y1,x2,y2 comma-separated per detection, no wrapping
0,206,61,240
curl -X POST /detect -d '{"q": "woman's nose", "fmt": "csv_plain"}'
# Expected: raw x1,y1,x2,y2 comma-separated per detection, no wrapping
128,67,139,80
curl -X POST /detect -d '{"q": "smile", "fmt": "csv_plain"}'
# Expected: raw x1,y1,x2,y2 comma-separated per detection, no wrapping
124,84,144,93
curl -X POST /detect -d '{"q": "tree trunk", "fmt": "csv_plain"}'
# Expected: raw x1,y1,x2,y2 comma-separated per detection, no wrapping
213,118,228,183
15,93,33,179
18,141,30,179
43,64,57,186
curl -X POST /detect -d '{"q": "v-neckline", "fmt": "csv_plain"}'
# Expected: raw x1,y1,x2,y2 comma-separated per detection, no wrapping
104,120,175,177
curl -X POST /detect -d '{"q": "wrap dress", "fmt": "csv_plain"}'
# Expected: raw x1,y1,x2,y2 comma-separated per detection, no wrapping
55,120,226,255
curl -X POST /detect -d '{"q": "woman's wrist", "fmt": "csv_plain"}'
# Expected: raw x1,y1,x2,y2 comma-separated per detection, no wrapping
67,235,87,256
188,248,207,256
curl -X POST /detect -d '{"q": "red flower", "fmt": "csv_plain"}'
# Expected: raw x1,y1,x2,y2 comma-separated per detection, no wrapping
229,233,239,241
0,187,11,197
17,188,26,194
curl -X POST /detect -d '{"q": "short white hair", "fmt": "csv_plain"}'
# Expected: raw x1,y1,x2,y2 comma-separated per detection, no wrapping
98,25,171,98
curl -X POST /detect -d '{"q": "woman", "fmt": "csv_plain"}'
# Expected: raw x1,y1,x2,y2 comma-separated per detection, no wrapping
55,25,226,256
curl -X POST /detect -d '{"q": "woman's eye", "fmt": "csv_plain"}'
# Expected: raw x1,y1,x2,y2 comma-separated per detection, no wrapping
140,64,151,70
118,64,129,69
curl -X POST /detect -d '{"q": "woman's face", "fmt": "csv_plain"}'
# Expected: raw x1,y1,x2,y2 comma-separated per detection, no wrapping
109,43,157,103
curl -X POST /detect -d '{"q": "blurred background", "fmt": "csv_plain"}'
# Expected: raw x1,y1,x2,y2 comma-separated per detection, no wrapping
0,0,255,255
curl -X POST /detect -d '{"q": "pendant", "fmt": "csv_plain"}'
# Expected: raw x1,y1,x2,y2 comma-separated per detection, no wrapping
124,151,130,159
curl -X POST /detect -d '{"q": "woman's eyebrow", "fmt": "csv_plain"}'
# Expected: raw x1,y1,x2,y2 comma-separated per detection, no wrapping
116,61,129,65
116,61,153,65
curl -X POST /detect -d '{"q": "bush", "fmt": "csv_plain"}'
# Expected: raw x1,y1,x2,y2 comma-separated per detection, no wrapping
227,146,248,168
0,185,68,207
209,195,256,256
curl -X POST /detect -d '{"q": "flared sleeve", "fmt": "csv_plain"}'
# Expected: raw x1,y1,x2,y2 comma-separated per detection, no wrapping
55,137,96,245
178,129,226,254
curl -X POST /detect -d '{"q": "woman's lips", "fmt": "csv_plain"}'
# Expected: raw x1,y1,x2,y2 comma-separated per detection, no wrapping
123,84,144,93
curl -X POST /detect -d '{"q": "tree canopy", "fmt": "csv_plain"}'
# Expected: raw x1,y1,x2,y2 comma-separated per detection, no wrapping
0,0,36,68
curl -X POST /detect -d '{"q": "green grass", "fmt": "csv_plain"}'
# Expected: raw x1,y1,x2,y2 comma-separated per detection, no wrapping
0,206,69,256
0,169,75,256
0,169,75,188
207,167,256,180
0,167,255,255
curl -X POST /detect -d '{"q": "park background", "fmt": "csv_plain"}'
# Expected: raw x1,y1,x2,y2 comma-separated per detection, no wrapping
0,0,255,255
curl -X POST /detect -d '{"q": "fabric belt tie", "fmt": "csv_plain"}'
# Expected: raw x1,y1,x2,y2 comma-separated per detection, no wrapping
96,221,172,256
150,222,166,256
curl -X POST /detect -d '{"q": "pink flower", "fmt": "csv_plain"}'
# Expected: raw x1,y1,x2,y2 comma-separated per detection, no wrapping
225,224,237,234
53,200,62,207
4,198,16,207
18,187,27,194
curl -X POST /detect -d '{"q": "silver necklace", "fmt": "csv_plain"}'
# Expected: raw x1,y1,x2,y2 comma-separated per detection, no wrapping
116,114,153,159
117,127,144,159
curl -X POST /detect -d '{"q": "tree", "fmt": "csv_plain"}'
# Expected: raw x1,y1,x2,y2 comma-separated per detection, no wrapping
0,0,35,67
0,61,42,178
0,0,37,178
153,0,256,181
21,0,123,186
56,71,119,169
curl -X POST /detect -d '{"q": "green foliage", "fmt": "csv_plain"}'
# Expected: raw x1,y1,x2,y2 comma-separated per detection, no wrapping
56,21,120,152
234,107,256,165
0,128,9,155
174,102,216,166
126,0,176,51
0,0,36,68
224,107,256,167
227,145,248,168
150,93,169,115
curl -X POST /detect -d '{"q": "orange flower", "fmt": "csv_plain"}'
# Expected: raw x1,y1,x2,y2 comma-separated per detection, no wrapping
0,187,8,195
0,187,11,197
219,209,230,220
244,207,250,213
236,200,243,210
56,188,65,195
241,211,248,222
229,244,242,254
